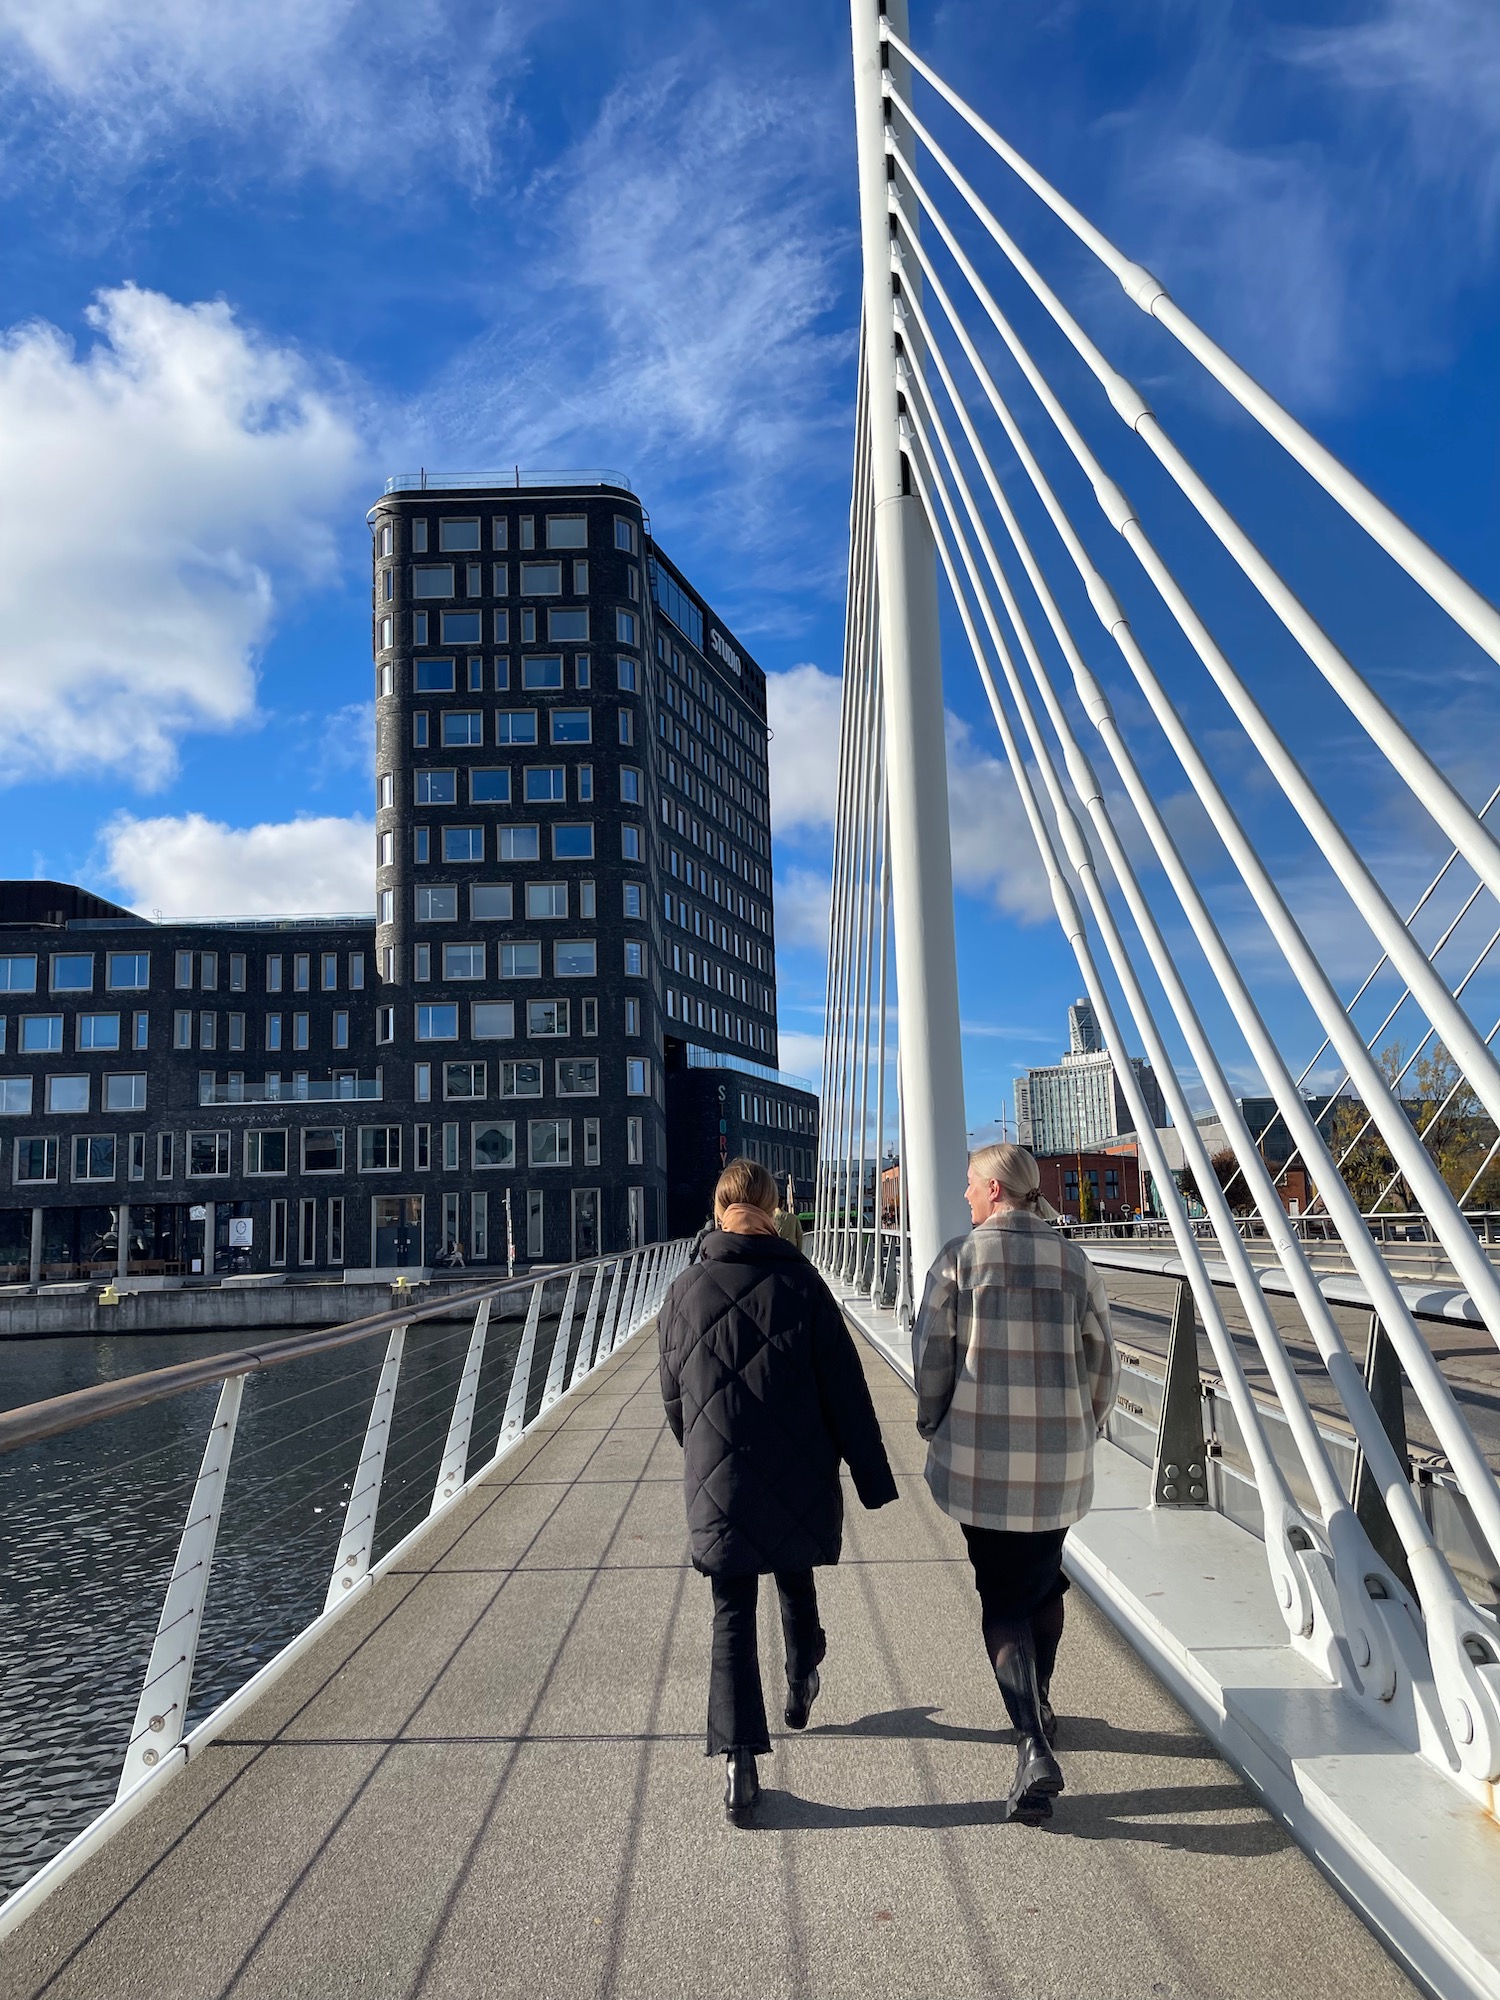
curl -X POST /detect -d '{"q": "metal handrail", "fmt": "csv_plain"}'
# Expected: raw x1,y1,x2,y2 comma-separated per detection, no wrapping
0,1256,627,1456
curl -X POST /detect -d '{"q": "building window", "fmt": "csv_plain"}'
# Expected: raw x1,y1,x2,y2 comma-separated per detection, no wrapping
51,954,93,993
500,1060,543,1098
414,1122,431,1168
575,655,591,688
415,1005,459,1041
498,826,541,861
333,1010,350,1049
76,1013,121,1051
572,559,589,593
616,610,638,647
266,1014,283,1052
471,885,513,921
581,998,598,1035
545,515,587,548
622,826,642,861
413,563,455,597
583,1117,600,1166
298,1199,318,1266
128,1133,146,1181
104,1073,147,1112
553,824,594,860
439,517,480,552
496,711,538,747
525,883,568,920
492,517,509,550
245,1129,288,1175
622,883,643,920
0,1078,32,1114
441,611,482,645
626,1116,644,1165
548,607,588,642
20,1015,63,1053
441,1122,460,1171
328,1198,345,1264
443,1062,486,1100
46,1075,89,1113
416,769,457,805
614,516,637,553
415,885,459,922
619,709,635,746
441,711,484,747
442,943,485,980
624,998,640,1035
15,1137,59,1184
438,829,483,871
472,1001,514,1039
379,619,393,655
549,708,591,746
463,1121,516,1174
350,954,366,990
624,941,644,977
528,999,569,1037
302,1128,344,1173
500,943,543,978
521,655,563,691
555,940,596,978
188,1131,232,1176
293,1013,309,1051
471,770,510,804
526,1188,544,1258
470,1191,488,1262
227,1012,246,1052
359,1126,402,1171
556,1058,598,1097
266,954,284,993
523,766,566,804
106,952,150,991
519,560,562,594
579,882,596,918
626,1058,651,1096
621,767,641,804
0,954,37,993
529,1119,571,1167
155,1132,174,1179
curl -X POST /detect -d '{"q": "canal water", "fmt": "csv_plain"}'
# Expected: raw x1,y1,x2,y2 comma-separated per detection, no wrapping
0,1310,566,1901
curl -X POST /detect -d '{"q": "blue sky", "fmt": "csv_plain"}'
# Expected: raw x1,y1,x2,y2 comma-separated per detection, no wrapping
0,0,1496,1133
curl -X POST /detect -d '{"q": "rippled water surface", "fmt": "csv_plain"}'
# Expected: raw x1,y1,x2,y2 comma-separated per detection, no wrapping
0,1305,573,1898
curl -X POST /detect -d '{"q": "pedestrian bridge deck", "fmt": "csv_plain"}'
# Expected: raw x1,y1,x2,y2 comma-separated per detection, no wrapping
0,1331,1415,2000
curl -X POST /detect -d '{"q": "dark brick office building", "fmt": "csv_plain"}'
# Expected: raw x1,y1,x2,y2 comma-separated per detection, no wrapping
0,477,818,1282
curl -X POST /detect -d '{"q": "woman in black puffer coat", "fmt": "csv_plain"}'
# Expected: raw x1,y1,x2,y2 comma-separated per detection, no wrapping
658,1158,898,1823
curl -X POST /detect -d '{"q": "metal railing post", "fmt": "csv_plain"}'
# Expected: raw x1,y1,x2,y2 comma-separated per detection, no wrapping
539,1267,582,1413
1351,1314,1415,1592
497,1279,546,1452
595,1257,627,1361
567,1262,609,1392
611,1254,644,1355
430,1296,491,1513
324,1325,407,1611
117,1376,244,1797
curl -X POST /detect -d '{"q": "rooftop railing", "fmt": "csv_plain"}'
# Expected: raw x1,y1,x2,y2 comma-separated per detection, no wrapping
382,469,634,495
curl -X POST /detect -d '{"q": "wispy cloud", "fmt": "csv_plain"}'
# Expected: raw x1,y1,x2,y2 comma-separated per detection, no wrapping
0,0,530,191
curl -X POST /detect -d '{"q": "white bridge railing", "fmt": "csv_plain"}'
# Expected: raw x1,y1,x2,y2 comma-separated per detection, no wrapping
0,1239,687,1940
818,0,1500,1814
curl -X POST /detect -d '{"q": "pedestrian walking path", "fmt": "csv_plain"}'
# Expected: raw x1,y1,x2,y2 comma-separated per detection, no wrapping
1,1329,1416,2000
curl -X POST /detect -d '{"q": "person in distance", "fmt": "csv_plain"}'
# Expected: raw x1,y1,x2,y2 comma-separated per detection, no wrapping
658,1156,898,1824
913,1142,1119,1823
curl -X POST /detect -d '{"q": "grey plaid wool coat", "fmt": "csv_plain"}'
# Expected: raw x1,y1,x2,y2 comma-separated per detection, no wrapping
912,1212,1119,1533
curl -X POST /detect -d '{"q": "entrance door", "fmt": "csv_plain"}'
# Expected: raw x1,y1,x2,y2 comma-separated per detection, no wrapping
571,1188,599,1261
372,1194,423,1267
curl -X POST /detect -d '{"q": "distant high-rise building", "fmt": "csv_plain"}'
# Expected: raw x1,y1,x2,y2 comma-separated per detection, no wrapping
1014,997,1167,1156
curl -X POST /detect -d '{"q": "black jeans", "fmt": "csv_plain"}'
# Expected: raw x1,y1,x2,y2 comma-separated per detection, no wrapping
706,1571,826,1756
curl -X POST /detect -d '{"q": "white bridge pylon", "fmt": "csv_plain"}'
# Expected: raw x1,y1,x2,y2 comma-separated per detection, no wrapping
816,0,1500,1807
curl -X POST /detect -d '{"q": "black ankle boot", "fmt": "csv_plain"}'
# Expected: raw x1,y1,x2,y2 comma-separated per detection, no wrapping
784,1666,820,1730
723,1749,760,1823
990,1620,1064,1822
1038,1684,1058,1749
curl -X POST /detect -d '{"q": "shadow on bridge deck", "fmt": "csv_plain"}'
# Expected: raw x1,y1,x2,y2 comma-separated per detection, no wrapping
0,1334,1417,2000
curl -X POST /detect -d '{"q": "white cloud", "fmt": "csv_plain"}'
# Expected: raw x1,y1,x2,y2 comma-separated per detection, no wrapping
0,0,527,189
0,284,365,786
413,54,851,567
774,866,833,953
768,665,843,835
100,811,373,919
775,1029,826,1088
944,713,1054,924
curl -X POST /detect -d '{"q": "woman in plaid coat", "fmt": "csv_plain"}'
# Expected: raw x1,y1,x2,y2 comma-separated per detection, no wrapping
913,1142,1118,1822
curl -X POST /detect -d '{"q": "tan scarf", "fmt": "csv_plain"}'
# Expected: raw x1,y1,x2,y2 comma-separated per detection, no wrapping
717,1203,779,1237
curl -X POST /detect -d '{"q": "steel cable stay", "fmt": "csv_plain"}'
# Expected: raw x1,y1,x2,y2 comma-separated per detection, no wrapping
886,138,1500,1162
883,175,1500,1351
878,21,1500,682
902,375,1500,1778
881,58,1500,916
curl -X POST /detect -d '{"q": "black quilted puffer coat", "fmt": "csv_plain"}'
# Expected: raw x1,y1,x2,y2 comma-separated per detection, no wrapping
658,1230,899,1576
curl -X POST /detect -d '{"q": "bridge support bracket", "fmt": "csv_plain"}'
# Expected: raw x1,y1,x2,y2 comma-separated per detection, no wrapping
1151,1279,1209,1507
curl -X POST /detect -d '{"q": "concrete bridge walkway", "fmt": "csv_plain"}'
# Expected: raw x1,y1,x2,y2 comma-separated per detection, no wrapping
1,1329,1417,2000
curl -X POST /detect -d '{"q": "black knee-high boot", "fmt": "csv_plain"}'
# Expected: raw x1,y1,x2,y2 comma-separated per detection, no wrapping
984,1615,1064,1822
1030,1595,1065,1747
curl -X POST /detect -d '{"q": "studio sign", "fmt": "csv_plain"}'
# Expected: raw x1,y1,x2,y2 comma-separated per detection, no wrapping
709,630,742,677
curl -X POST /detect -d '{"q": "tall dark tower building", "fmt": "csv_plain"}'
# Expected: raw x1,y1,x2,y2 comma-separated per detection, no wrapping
0,474,816,1283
